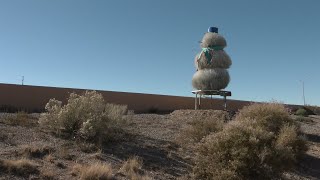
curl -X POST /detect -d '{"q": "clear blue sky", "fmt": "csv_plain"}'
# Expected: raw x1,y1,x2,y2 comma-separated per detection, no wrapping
0,0,319,106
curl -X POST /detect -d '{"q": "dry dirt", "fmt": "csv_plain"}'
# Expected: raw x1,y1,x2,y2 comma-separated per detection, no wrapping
0,111,320,180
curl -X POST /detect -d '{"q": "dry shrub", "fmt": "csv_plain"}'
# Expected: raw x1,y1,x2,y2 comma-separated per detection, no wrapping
130,174,152,180
120,156,142,176
176,174,192,180
57,146,75,160
56,161,66,169
72,162,113,180
194,103,307,180
0,132,8,142
176,110,228,146
0,159,39,176
119,157,151,180
22,145,53,158
39,91,127,142
44,154,55,163
90,149,104,160
275,125,307,164
105,103,128,123
79,142,99,153
0,132,15,146
178,117,224,146
71,164,83,176
3,112,37,127
235,103,295,133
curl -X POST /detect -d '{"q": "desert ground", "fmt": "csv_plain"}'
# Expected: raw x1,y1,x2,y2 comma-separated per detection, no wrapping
0,110,320,180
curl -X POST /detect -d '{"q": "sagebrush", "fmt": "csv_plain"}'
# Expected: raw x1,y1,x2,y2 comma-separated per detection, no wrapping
176,110,228,146
194,103,307,180
39,91,128,141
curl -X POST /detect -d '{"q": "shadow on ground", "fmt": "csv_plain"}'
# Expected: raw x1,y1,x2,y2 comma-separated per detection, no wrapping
303,133,320,143
294,154,320,179
101,134,191,177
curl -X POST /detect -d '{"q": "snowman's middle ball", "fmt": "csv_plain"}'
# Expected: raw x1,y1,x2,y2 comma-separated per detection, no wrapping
195,50,232,70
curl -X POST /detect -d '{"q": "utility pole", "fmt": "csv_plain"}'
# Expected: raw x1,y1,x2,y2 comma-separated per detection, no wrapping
300,80,305,106
22,76,24,85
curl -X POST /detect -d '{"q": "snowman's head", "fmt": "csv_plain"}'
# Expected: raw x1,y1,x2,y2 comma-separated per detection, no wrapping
200,27,227,48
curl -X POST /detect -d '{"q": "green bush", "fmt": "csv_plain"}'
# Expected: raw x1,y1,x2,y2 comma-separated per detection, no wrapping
193,103,307,180
39,91,127,141
295,108,308,116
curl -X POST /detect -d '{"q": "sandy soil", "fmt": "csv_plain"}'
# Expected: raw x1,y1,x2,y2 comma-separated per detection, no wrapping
0,111,320,180
284,115,320,180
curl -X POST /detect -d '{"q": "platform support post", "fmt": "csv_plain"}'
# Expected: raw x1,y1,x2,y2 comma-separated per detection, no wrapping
223,95,227,110
199,94,202,110
195,93,198,110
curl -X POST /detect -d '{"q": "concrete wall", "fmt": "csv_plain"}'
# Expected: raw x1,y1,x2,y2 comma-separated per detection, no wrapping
0,83,298,113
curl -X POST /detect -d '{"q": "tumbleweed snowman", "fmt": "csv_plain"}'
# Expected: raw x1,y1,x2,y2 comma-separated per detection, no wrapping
192,27,232,91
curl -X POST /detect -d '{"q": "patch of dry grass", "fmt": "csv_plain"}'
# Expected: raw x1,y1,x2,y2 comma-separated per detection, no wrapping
72,162,113,180
90,149,104,160
56,161,66,169
129,174,152,180
3,112,38,127
79,142,99,153
22,145,53,158
119,157,151,180
40,168,56,180
295,116,314,124
305,105,320,115
120,156,142,175
0,132,8,141
0,158,39,176
0,129,16,146
57,146,75,160
44,154,55,163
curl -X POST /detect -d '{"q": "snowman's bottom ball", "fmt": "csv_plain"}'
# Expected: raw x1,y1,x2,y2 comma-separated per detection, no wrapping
192,68,230,90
